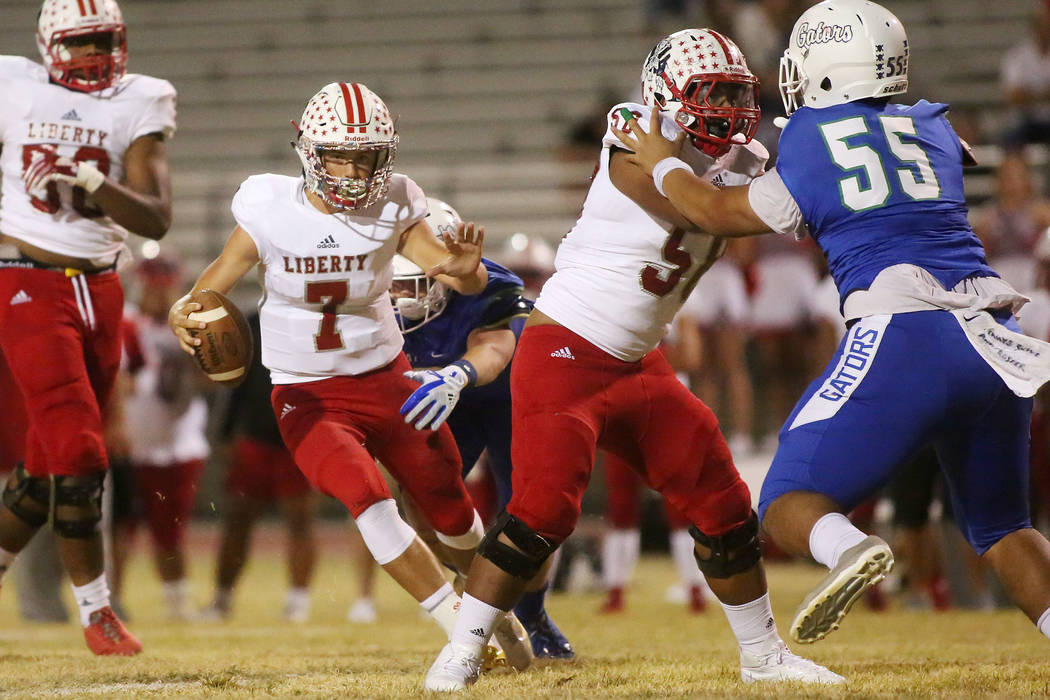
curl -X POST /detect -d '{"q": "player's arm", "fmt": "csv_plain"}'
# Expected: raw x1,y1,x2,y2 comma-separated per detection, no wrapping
399,218,487,295
609,147,702,232
461,326,517,387
168,226,259,354
612,110,771,238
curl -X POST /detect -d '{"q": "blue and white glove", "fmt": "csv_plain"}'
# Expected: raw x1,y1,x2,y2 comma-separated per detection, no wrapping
400,360,477,431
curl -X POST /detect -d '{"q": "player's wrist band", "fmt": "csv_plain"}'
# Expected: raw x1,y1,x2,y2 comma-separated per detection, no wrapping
450,359,478,386
75,162,105,194
652,157,691,197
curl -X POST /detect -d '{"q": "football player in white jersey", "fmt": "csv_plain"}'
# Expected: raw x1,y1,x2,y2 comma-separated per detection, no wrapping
168,82,526,666
0,0,175,655
425,29,844,691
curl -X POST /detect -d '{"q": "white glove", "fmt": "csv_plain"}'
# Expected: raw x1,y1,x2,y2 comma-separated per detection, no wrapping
400,360,476,431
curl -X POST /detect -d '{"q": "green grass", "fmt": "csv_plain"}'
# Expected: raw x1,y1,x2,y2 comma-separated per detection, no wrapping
1,526,1048,698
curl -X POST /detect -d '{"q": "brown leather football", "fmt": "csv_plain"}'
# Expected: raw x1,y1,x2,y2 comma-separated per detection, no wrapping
187,288,253,387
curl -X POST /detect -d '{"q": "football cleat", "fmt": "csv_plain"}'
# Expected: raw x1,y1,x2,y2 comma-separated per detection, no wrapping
83,606,142,656
521,610,575,660
740,640,845,684
492,612,534,671
424,642,481,692
346,597,378,624
599,587,625,614
791,535,894,644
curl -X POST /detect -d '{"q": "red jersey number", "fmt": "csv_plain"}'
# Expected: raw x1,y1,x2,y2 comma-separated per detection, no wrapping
305,280,348,352
21,144,110,218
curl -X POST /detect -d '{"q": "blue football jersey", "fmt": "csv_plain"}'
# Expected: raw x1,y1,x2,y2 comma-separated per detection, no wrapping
776,99,995,301
401,258,531,369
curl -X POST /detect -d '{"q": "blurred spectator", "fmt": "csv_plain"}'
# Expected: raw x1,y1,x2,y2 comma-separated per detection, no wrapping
117,256,209,620
493,233,556,300
1001,1,1050,148
971,150,1050,294
202,311,319,623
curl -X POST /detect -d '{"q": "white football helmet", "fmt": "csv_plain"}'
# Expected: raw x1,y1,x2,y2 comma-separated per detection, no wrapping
37,0,127,92
389,198,461,333
779,0,909,116
641,28,760,157
293,82,398,210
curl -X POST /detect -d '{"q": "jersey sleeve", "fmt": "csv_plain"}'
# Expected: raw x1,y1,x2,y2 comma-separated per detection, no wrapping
0,57,44,136
230,176,274,263
748,169,808,240
396,176,429,235
128,77,177,141
720,139,769,182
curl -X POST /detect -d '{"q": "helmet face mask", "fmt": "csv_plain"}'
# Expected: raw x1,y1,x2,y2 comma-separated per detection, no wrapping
641,29,760,157
778,0,909,116
294,82,398,211
389,198,461,333
37,0,127,93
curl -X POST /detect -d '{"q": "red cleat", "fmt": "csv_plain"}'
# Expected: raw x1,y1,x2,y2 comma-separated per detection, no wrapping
688,584,707,614
84,606,142,656
928,576,952,611
600,587,625,614
864,582,889,612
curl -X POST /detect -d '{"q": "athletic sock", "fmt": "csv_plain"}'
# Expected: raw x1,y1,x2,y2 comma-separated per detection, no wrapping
808,512,867,569
514,584,548,623
162,579,190,619
450,593,505,654
1038,607,1050,641
670,529,705,586
720,592,781,656
285,587,310,617
420,582,459,640
72,573,111,627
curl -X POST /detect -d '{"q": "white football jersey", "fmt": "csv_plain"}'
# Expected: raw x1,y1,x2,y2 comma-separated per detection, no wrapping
233,173,427,383
0,56,176,264
123,311,209,466
535,102,768,361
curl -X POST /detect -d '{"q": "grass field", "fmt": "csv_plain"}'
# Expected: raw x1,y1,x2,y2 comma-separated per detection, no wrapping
1,524,1048,698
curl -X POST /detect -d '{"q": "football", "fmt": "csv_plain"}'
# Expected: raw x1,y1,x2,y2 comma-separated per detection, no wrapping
187,288,253,387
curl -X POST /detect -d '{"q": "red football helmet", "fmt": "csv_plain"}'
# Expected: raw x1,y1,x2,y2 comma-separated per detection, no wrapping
37,0,127,93
641,28,760,157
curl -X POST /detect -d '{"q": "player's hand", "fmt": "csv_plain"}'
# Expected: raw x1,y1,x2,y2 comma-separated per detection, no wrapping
23,153,104,196
426,222,484,279
611,106,686,176
399,364,473,430
168,294,205,355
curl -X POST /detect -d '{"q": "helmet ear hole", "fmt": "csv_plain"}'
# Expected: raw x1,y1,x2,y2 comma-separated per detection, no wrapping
820,77,832,91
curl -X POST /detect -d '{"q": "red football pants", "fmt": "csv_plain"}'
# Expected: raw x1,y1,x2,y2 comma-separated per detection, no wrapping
272,354,475,537
133,459,205,551
604,451,692,530
508,325,751,543
225,437,313,502
0,267,123,477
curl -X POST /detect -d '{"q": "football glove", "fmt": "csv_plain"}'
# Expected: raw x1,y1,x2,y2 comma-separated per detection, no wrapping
23,152,105,197
400,360,477,431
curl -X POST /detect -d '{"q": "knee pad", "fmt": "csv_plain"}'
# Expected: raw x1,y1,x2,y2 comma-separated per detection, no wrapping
435,510,484,551
2,463,51,529
51,472,105,539
356,498,418,565
689,511,762,579
478,510,559,581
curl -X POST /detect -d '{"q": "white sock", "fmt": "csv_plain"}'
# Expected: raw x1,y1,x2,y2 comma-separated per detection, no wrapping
670,529,705,587
285,587,310,610
72,573,111,627
0,547,16,582
602,529,639,588
450,593,504,653
1038,607,1050,640
720,592,781,656
808,513,867,569
162,579,190,618
420,582,459,639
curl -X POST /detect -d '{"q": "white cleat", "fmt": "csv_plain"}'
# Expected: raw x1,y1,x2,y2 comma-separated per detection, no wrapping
740,641,845,684
425,642,482,692
347,598,378,624
493,611,534,671
791,535,894,644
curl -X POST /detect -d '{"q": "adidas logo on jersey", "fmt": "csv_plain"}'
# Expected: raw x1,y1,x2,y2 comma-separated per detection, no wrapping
60,108,81,121
550,346,575,360
317,235,339,249
280,403,296,418
9,290,32,306
711,173,726,189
